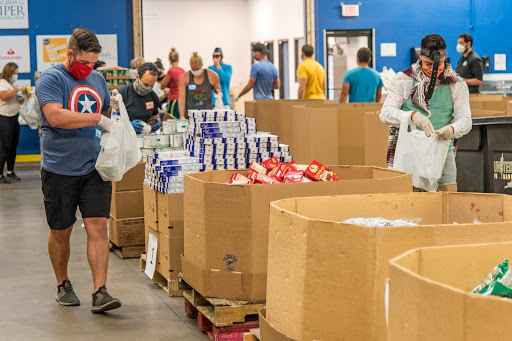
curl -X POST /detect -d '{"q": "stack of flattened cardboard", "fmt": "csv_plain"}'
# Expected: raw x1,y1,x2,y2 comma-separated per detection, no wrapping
292,103,387,167
263,192,512,341
109,162,145,253
181,166,412,302
144,184,184,281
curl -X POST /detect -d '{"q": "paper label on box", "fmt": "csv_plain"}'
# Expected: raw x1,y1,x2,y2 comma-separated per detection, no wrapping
145,233,158,279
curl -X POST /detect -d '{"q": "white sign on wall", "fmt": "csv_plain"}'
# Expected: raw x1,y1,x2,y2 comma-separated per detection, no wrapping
36,34,118,71
380,43,397,57
0,0,28,29
0,35,30,73
495,54,507,71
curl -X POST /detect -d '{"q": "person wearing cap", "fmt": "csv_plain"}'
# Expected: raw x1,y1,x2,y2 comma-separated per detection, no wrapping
380,34,472,192
235,43,279,101
208,47,232,109
456,33,483,94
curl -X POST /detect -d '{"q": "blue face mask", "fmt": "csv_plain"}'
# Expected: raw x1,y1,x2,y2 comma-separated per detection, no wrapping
11,74,18,83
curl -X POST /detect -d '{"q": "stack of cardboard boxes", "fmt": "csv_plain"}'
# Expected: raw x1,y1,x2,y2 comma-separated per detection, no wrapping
108,162,146,258
144,184,184,286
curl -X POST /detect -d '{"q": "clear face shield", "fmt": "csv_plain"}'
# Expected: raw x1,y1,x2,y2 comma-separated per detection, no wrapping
420,48,447,100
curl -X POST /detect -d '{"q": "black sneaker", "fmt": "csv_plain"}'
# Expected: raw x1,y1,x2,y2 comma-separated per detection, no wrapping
6,172,20,181
56,280,80,306
0,176,11,184
91,286,121,313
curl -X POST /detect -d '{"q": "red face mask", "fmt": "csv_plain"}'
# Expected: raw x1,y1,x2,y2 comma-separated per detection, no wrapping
68,51,93,80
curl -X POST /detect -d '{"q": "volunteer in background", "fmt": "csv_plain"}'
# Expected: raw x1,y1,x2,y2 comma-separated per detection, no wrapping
153,58,170,105
0,62,26,184
340,47,383,103
208,47,232,109
178,52,221,119
380,34,472,191
35,28,121,312
297,44,326,99
93,60,106,69
235,43,279,101
129,56,146,79
456,33,483,94
118,62,161,134
160,48,184,120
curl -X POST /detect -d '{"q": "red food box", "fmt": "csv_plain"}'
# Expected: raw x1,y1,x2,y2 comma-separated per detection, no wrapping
260,157,279,171
254,173,282,184
249,161,267,175
229,173,250,182
304,160,338,182
283,170,304,183
268,163,287,181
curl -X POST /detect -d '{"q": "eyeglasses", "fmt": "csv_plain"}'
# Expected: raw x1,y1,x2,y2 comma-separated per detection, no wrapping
213,55,222,58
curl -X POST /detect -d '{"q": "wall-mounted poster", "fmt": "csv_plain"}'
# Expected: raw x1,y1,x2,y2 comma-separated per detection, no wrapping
0,0,28,29
0,35,30,73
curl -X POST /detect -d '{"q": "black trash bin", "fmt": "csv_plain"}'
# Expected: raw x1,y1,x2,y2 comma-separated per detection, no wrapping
457,116,512,194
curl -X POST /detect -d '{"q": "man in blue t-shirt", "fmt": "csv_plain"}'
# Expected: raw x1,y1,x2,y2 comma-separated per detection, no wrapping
35,28,121,313
340,47,383,103
208,47,232,108
235,43,280,101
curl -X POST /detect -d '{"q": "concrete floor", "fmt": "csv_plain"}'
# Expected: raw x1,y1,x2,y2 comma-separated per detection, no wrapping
0,163,209,341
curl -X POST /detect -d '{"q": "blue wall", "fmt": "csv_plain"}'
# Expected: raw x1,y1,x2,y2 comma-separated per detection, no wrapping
4,0,134,155
315,0,512,73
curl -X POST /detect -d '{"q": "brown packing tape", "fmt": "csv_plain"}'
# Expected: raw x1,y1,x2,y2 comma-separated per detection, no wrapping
259,308,297,341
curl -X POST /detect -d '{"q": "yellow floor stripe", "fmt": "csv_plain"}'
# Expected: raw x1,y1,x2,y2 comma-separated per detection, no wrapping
16,154,41,162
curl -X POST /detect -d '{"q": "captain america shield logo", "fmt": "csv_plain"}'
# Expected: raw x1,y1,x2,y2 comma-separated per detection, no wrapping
68,85,103,114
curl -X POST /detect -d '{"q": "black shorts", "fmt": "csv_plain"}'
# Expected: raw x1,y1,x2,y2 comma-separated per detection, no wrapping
41,168,112,230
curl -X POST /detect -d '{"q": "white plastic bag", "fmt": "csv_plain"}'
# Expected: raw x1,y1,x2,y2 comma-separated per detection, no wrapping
213,92,224,110
20,90,41,129
95,93,142,182
392,113,450,191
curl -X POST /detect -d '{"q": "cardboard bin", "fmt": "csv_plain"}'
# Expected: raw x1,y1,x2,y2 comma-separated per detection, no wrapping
182,166,412,301
389,242,512,341
292,103,387,166
245,99,333,148
266,192,512,341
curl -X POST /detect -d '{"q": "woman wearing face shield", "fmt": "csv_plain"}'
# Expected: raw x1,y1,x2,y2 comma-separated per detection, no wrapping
380,34,472,192
178,52,221,119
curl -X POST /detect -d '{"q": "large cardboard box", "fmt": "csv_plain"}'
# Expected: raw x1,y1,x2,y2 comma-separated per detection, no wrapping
469,95,511,113
389,242,512,341
108,216,144,247
143,185,158,227
182,166,412,301
157,232,184,280
244,99,333,148
266,192,512,341
157,192,184,237
471,108,507,118
112,162,145,192
145,222,158,253
110,190,144,219
292,103,386,166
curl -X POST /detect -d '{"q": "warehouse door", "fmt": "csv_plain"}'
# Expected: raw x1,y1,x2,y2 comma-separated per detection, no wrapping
278,40,289,99
325,29,374,102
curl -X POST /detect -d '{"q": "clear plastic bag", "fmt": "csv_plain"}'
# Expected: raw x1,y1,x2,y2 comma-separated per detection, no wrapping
344,217,421,227
95,93,142,182
20,90,41,129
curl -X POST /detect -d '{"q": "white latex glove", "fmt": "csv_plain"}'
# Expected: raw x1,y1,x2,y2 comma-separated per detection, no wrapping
435,125,454,140
98,115,114,133
110,89,120,111
411,111,434,136
234,94,240,102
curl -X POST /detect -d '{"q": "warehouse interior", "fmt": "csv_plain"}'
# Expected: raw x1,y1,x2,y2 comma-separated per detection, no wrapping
1,0,512,340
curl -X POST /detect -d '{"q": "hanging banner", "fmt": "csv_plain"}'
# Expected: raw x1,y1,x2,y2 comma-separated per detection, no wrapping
0,35,30,73
36,34,118,71
0,0,29,29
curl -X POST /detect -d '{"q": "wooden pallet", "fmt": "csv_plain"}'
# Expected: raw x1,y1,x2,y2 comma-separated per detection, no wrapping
140,254,183,297
183,287,265,328
109,241,145,259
